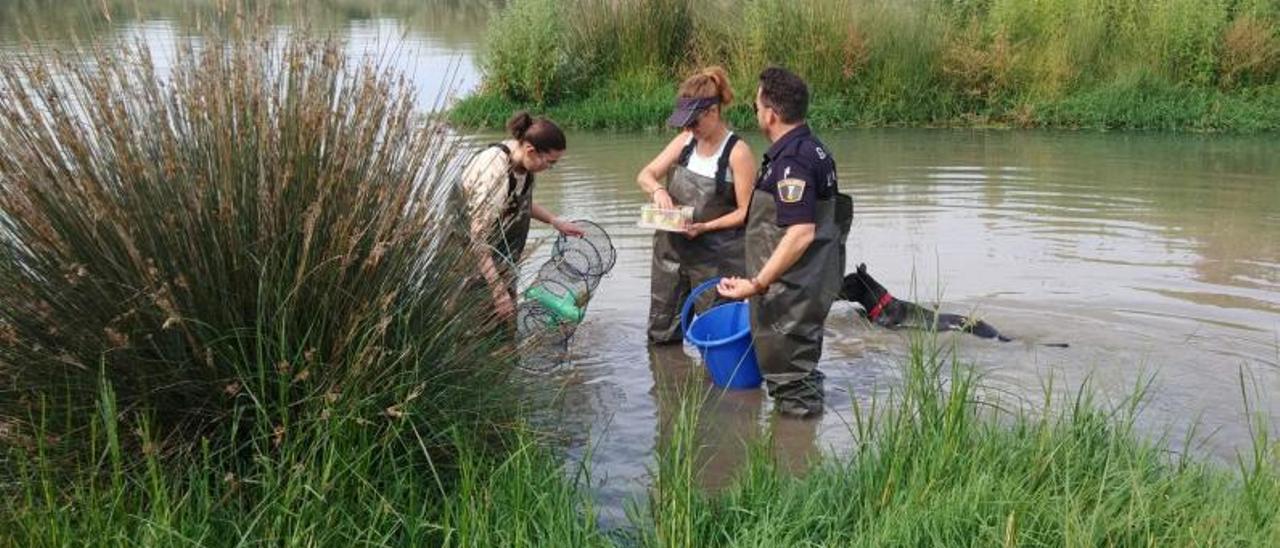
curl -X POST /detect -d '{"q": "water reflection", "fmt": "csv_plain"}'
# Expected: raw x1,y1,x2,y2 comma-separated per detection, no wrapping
517,128,1280,525
0,0,502,42
5,2,1279,527
0,0,492,98
647,345,819,491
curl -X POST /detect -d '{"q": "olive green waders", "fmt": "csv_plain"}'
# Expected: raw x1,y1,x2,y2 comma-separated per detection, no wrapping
487,143,535,299
460,142,534,347
647,135,746,343
745,190,852,415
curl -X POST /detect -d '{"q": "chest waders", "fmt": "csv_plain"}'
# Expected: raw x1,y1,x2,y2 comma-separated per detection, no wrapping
488,143,534,299
745,190,851,410
647,134,746,343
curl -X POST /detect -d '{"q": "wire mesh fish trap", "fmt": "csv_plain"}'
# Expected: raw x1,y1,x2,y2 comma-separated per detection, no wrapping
552,220,616,280
516,220,616,369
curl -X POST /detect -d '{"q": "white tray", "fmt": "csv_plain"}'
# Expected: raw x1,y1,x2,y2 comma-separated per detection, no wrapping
637,205,692,232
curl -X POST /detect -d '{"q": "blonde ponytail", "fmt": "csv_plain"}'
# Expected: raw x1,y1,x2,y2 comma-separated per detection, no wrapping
677,65,733,106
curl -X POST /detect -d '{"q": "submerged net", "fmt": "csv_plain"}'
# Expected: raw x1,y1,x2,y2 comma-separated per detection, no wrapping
516,220,616,370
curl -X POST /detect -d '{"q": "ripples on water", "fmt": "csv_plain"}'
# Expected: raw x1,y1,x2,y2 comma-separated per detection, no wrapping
495,130,1280,524
3,7,1277,527
1,9,484,100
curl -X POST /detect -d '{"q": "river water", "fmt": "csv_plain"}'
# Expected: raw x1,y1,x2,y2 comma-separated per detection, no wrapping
527,129,1280,523
5,3,1278,527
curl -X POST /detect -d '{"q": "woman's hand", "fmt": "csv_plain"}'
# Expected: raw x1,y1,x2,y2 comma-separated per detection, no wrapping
683,222,707,239
551,217,586,237
652,187,675,210
492,286,517,320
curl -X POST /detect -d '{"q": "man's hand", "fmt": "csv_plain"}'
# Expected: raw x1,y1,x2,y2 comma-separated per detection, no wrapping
551,218,586,237
717,277,764,300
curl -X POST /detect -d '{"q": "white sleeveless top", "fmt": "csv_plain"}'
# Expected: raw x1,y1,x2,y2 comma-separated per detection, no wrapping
684,132,734,182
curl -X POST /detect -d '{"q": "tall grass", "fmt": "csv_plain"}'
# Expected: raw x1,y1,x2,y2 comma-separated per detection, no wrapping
479,0,699,104
0,11,608,544
6,330,1277,543
3,380,604,545
0,14,520,484
2,9,1277,543
637,335,1280,545
458,0,1280,130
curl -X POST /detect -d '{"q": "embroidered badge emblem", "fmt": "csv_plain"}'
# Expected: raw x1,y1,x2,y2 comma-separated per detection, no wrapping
778,178,805,203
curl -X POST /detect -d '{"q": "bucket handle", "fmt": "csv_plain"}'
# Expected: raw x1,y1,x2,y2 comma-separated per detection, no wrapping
680,277,725,340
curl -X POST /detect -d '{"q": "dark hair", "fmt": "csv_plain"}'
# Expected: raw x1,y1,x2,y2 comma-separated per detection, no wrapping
757,66,808,124
506,111,566,152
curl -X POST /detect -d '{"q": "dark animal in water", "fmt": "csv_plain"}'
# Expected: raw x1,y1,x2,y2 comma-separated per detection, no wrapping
839,263,1012,342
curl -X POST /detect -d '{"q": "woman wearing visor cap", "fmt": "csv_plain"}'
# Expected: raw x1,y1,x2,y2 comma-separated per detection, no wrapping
636,66,756,344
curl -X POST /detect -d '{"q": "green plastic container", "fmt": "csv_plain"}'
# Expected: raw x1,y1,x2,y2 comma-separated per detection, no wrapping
525,285,584,325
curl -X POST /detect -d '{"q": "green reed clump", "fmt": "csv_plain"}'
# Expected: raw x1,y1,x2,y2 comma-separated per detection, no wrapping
0,21,520,474
3,378,605,545
479,0,697,106
459,0,1280,131
636,335,1280,546
480,0,580,104
569,0,696,81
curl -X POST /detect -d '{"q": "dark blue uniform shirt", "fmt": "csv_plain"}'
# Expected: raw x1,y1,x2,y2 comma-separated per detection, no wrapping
755,124,838,226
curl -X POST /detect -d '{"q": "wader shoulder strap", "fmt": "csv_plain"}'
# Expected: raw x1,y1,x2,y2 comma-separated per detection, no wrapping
713,133,740,185
835,192,854,242
836,192,853,220
676,137,696,167
485,142,532,206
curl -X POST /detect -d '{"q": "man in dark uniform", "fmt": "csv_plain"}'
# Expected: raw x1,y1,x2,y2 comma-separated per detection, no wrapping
718,67,850,418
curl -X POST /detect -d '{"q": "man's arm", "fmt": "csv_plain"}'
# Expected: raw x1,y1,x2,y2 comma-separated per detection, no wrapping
754,223,814,287
719,155,820,299
718,223,814,299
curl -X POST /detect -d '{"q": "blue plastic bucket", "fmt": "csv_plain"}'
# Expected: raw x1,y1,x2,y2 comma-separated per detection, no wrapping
680,278,762,389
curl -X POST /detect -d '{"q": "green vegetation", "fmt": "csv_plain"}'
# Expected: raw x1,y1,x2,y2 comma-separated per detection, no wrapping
2,7,1278,546
453,0,1280,131
0,14,555,544
641,338,1280,546
8,330,1279,544
4,384,602,545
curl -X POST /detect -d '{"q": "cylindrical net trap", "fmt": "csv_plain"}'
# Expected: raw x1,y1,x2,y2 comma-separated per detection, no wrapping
516,220,616,368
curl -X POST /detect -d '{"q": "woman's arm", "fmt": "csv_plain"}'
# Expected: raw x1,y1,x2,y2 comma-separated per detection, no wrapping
531,202,585,237
686,139,756,237
463,150,518,318
637,132,690,210
470,202,503,286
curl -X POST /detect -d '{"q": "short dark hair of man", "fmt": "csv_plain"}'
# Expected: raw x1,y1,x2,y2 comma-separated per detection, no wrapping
758,66,809,124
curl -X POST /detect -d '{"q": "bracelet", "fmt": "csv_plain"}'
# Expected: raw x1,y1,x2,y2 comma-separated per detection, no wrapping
651,187,667,196
750,277,768,294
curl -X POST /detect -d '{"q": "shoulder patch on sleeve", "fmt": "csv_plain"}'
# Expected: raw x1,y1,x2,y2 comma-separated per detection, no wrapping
777,178,806,203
